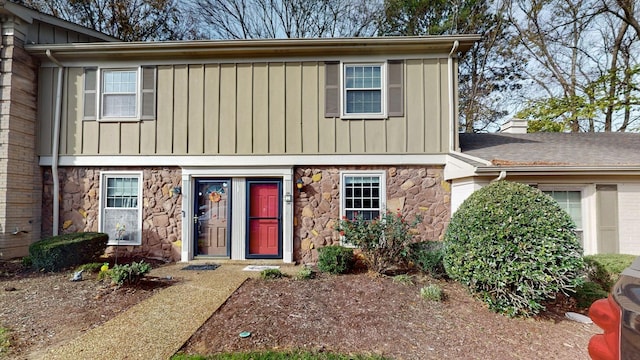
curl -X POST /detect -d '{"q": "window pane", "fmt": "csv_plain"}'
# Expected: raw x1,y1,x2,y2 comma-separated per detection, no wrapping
103,94,136,117
346,90,382,114
105,176,138,209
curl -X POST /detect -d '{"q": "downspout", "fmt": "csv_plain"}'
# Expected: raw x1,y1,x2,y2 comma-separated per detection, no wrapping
491,170,507,182
46,49,63,236
448,40,459,152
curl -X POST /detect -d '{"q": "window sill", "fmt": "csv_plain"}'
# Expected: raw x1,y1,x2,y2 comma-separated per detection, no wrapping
107,242,141,246
340,114,388,120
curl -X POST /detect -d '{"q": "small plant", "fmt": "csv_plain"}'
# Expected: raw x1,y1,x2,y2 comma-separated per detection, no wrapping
0,326,10,356
572,281,609,309
260,268,283,279
392,274,414,286
407,241,446,278
21,256,32,268
108,261,151,285
420,284,443,302
76,262,105,273
335,211,422,275
317,246,354,274
295,266,314,280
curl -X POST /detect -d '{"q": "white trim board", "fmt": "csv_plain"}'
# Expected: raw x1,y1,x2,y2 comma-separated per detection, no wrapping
40,154,448,167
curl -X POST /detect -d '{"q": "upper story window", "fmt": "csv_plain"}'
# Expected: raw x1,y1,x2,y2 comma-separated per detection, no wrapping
324,60,404,120
84,66,156,121
102,69,137,118
344,64,383,116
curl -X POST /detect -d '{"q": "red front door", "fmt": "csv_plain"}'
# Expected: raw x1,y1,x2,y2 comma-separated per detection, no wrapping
248,181,281,257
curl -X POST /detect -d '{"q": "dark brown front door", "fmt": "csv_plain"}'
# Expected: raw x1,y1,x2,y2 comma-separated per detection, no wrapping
195,179,230,256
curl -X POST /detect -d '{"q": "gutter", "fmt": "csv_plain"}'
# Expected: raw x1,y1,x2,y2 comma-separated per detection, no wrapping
46,49,63,236
448,41,459,152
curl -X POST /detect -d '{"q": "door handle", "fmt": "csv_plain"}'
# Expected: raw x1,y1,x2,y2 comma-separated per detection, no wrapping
193,216,199,224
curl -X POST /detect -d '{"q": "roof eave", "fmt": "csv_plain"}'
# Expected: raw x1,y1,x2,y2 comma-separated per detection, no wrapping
25,35,481,61
474,165,640,176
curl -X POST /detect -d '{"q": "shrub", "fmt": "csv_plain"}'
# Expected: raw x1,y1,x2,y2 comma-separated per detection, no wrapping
583,254,636,291
573,281,608,309
108,261,152,285
317,246,354,274
260,268,283,279
444,181,584,317
295,266,314,280
335,211,422,274
407,241,446,278
420,284,443,301
29,232,108,272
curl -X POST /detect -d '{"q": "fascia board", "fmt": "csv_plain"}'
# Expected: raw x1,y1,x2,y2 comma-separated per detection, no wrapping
473,165,640,176
25,35,481,61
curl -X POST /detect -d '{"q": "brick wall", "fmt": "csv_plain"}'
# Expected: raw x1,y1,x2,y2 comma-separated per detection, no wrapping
0,34,42,259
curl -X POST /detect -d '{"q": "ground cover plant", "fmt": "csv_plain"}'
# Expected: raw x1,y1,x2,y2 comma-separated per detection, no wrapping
444,181,584,317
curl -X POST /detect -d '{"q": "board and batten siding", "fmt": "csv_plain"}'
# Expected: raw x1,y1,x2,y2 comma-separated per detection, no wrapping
38,59,453,157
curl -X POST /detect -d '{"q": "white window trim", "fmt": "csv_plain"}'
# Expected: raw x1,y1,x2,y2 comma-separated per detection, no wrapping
98,67,143,122
99,171,143,246
341,62,387,119
339,170,387,246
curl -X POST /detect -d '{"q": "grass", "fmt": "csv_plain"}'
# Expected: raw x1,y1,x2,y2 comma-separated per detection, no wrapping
171,351,389,360
0,326,11,355
391,274,414,286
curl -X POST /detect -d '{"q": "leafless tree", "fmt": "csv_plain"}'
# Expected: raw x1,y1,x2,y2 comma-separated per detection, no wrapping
18,0,195,41
189,0,381,39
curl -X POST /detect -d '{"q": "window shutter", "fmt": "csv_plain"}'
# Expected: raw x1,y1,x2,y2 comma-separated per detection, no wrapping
324,61,340,117
83,68,97,120
141,66,156,120
387,60,404,117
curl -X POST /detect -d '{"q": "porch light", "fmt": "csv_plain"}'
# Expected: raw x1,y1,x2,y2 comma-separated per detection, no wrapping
296,179,304,192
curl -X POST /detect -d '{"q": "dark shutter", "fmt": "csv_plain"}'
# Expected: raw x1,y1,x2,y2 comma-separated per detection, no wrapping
387,60,404,117
83,68,97,120
324,61,340,117
141,66,156,120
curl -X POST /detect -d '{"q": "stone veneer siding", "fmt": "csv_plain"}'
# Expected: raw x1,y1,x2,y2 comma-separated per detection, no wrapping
294,165,450,264
42,167,182,261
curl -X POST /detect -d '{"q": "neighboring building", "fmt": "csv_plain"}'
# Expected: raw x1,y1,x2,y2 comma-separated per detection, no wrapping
20,26,479,263
0,1,116,259
449,119,640,256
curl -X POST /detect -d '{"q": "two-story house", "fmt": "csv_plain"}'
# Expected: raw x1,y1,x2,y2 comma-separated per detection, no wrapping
22,34,479,264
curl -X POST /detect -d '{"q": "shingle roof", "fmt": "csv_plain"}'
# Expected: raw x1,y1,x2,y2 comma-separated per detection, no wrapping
459,132,640,167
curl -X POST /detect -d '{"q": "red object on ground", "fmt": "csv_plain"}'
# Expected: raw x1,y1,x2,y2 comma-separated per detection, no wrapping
588,295,621,360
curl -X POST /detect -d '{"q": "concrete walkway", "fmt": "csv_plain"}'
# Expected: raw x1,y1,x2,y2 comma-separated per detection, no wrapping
35,262,292,360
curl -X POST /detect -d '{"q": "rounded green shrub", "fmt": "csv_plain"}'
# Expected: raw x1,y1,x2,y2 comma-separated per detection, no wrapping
444,181,584,317
29,232,108,272
317,245,354,274
573,281,608,309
